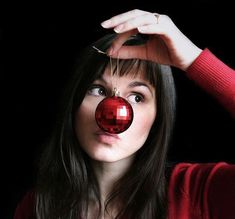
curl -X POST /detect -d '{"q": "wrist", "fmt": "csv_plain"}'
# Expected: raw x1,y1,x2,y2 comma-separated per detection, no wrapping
181,46,202,71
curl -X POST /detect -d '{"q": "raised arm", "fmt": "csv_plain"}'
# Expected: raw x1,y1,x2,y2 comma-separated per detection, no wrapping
101,9,235,118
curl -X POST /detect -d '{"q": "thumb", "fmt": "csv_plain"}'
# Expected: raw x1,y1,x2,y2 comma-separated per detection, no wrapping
110,45,147,60
108,30,138,55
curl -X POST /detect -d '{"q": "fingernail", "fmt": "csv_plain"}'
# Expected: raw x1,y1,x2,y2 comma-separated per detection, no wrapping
101,20,111,28
107,47,113,56
137,27,145,32
114,25,123,33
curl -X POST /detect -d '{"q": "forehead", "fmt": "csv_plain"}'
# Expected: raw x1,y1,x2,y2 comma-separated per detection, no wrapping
99,59,157,86
103,65,147,81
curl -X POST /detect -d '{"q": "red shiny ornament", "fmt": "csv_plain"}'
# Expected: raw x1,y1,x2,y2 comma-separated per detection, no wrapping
95,96,134,134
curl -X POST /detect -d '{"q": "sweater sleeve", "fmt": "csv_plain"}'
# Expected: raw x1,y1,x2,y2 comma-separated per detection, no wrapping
13,191,35,219
186,49,235,118
168,162,235,219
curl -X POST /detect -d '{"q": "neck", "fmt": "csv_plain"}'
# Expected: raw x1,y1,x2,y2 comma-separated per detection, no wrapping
91,156,134,200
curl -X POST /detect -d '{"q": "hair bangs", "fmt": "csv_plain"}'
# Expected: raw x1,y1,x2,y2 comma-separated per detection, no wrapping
106,58,159,87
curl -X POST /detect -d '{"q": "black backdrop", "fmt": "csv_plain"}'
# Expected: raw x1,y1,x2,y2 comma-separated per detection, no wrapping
2,1,235,218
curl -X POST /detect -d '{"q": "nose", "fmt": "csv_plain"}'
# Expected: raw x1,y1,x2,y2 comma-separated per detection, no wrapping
95,95,134,134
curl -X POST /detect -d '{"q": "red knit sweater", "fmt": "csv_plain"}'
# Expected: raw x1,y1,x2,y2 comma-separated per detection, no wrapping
186,49,235,118
14,49,235,219
168,162,235,219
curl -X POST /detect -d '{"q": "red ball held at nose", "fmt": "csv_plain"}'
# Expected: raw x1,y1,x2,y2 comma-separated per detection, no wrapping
95,96,134,134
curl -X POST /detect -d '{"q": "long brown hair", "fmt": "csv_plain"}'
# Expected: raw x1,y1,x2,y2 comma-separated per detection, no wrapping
35,33,176,219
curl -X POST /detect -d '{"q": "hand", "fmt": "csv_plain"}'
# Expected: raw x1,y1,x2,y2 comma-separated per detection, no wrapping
101,9,202,71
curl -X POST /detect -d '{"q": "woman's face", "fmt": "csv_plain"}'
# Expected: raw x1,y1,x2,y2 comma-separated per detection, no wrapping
74,67,156,162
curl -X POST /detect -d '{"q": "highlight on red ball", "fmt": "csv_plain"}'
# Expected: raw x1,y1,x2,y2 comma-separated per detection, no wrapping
95,96,134,134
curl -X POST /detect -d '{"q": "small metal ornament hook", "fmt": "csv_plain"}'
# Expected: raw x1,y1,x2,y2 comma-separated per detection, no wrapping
112,87,120,97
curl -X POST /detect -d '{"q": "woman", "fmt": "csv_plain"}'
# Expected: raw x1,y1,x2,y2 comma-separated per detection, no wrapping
14,9,235,219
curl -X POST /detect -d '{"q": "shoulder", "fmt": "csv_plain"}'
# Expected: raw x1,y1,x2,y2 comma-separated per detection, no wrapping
169,162,235,191
168,162,235,219
13,190,36,219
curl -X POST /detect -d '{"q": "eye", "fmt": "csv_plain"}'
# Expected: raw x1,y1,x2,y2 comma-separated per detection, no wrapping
127,93,144,104
88,85,106,96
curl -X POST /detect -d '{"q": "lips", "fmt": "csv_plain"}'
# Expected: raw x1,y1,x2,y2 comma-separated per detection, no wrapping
95,130,120,144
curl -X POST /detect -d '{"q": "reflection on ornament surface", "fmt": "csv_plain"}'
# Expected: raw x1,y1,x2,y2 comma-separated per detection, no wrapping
95,96,133,134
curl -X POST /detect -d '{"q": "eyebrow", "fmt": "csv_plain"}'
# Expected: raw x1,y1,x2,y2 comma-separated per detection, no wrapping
128,81,153,96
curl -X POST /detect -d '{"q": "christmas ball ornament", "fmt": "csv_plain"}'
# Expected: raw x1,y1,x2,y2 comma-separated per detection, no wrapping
95,95,134,134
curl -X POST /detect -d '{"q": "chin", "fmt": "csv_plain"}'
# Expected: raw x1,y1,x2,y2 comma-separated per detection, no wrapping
84,146,115,162
89,150,135,164
90,151,120,162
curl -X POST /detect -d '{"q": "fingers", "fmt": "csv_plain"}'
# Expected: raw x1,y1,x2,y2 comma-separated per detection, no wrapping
101,9,160,34
101,9,148,28
138,24,164,35
107,30,138,56
111,45,147,60
101,9,172,61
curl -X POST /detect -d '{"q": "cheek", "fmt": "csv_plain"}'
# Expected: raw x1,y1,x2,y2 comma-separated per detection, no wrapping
74,97,98,142
76,100,94,126
121,104,156,149
76,96,102,124
134,106,156,136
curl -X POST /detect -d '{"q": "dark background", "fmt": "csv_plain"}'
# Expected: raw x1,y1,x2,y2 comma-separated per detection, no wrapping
2,1,235,218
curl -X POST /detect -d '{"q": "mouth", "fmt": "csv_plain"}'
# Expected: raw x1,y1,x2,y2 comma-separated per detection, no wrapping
95,130,120,144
